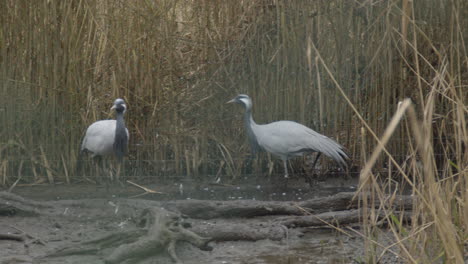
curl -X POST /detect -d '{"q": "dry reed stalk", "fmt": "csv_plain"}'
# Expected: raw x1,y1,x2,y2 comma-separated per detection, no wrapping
357,99,412,195
357,99,419,262
1,161,7,186
40,146,54,184
408,95,464,263
61,155,70,184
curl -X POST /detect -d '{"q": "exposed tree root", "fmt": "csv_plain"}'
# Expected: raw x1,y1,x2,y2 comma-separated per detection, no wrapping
0,226,46,245
47,207,212,264
105,208,212,264
0,191,51,216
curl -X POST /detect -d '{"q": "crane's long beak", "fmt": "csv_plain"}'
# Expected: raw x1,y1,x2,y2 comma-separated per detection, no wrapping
227,99,236,104
111,105,116,110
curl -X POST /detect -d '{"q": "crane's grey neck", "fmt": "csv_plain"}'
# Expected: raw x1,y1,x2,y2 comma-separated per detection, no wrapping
114,112,128,161
243,107,260,155
243,107,255,126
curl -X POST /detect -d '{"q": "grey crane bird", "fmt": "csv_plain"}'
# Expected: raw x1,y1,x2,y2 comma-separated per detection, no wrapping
80,98,129,181
228,94,348,178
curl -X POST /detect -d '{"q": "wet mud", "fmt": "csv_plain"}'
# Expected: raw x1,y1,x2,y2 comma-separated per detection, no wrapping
0,177,395,264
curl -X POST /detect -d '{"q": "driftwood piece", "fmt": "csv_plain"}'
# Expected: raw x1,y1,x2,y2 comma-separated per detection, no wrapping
277,209,413,228
162,199,302,219
278,210,362,228
47,207,212,264
0,191,52,216
163,192,414,219
191,220,287,242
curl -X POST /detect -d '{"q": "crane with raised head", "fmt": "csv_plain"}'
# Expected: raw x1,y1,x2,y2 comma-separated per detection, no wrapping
80,98,129,182
228,94,348,178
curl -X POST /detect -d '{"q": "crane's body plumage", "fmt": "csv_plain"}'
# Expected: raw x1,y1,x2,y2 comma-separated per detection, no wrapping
229,94,348,177
253,121,346,164
81,120,129,157
79,98,129,182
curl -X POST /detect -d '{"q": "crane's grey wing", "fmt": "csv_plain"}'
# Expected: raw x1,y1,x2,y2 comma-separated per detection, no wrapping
287,122,348,166
81,120,116,156
256,121,348,166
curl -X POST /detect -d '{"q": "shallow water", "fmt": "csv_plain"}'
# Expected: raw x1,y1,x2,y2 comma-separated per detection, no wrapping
11,176,358,202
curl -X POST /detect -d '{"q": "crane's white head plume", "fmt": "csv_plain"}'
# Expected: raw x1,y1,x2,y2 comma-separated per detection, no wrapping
227,94,252,110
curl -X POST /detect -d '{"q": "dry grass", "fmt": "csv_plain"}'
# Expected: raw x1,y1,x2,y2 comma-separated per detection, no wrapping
0,0,467,261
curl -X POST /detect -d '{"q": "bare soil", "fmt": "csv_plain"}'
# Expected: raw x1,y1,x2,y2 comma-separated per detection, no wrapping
0,177,401,264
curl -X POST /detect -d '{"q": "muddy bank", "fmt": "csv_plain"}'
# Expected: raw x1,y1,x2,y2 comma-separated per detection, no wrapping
0,180,409,264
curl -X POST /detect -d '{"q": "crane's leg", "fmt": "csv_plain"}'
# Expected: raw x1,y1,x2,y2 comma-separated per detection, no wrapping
93,156,103,184
115,161,125,186
311,153,322,170
283,159,289,178
104,159,111,192
115,163,121,182
306,153,322,188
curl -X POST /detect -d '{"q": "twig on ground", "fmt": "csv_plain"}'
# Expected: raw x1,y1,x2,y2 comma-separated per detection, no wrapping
126,180,165,198
10,226,46,245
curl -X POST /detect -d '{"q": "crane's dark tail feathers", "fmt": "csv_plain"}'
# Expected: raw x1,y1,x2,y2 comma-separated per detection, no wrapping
315,142,349,170
336,147,349,170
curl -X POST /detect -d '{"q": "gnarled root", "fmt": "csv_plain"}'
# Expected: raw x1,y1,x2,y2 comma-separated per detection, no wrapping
104,207,212,264
46,207,211,264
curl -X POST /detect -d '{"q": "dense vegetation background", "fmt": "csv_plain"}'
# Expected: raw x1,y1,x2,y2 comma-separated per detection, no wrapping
0,0,466,182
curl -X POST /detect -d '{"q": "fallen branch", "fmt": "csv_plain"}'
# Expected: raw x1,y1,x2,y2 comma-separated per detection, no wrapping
163,199,301,219
191,220,286,242
278,210,362,228
277,209,413,228
0,233,25,242
162,192,414,219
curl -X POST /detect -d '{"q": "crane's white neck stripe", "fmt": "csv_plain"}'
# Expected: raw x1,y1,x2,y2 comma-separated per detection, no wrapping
239,98,251,109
